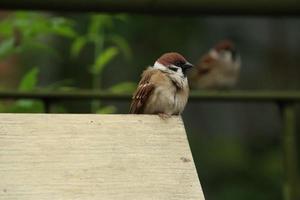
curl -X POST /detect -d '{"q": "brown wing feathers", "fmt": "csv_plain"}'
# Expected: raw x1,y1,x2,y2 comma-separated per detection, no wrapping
129,69,156,114
196,54,215,75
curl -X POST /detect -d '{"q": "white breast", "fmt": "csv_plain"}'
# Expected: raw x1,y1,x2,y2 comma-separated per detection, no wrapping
144,77,189,115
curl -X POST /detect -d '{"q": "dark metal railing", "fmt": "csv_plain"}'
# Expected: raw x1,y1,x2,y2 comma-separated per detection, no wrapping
1,90,300,101
0,0,300,15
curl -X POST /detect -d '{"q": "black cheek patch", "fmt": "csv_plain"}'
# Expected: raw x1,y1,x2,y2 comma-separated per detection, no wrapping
169,67,178,72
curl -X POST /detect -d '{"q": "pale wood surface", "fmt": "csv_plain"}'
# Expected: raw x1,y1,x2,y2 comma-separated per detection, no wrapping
0,114,204,200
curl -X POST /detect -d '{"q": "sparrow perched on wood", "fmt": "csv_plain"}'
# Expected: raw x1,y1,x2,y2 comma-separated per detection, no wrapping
130,52,193,118
188,40,241,89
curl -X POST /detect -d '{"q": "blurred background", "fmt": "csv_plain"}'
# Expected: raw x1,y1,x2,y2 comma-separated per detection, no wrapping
0,11,299,200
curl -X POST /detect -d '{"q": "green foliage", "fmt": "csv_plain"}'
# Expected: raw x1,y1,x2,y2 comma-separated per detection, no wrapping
13,13,76,38
0,67,44,113
108,82,136,94
0,38,14,58
214,184,270,200
70,36,87,58
18,67,39,91
14,68,43,113
43,79,75,91
70,14,132,61
49,17,77,38
108,34,132,59
91,47,119,75
0,12,133,114
4,100,44,113
96,105,117,114
0,12,77,59
70,14,132,73
193,135,283,200
70,14,132,113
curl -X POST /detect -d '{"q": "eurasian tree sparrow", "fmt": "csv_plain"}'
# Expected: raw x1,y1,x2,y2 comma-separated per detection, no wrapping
188,40,241,89
130,52,193,118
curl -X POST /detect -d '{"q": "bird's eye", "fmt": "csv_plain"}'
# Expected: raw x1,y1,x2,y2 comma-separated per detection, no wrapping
175,61,185,67
174,61,182,66
169,66,178,72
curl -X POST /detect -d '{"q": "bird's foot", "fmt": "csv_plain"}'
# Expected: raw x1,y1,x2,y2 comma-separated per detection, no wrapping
158,113,171,120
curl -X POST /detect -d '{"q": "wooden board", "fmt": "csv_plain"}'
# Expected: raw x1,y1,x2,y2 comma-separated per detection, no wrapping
0,114,204,200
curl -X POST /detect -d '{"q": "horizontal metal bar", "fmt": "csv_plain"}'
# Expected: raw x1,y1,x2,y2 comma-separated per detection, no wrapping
0,90,300,102
189,91,300,102
1,0,300,16
0,91,132,101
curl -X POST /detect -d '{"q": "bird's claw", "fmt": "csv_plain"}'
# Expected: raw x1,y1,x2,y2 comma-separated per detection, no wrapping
158,113,171,120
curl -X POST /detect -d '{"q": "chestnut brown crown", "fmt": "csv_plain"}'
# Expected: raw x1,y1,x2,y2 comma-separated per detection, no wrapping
156,52,193,75
157,52,187,66
214,40,238,61
214,40,235,51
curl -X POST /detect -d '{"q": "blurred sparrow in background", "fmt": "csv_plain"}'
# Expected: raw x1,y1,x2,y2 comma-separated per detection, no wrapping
188,40,241,89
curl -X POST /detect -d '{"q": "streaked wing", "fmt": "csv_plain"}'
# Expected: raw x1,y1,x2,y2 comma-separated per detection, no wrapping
197,54,216,75
129,69,156,114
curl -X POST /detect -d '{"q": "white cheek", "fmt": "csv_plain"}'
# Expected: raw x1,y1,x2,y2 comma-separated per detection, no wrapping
177,67,183,74
225,52,232,62
153,62,167,70
219,51,233,63
209,49,219,59
169,64,184,77
177,68,184,77
154,62,184,77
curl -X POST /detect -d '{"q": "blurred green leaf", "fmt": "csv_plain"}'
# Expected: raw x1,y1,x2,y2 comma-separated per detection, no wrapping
50,17,77,38
199,136,249,172
7,12,76,41
91,47,119,74
109,35,132,59
50,104,68,113
6,100,44,113
0,38,15,58
88,14,113,37
0,20,13,36
51,25,77,38
20,41,59,57
88,15,101,36
114,14,129,22
96,105,117,114
259,150,282,181
71,36,88,57
18,17,49,38
44,79,74,90
18,67,39,91
16,99,36,107
0,101,6,112
55,86,78,91
214,184,269,200
108,82,136,94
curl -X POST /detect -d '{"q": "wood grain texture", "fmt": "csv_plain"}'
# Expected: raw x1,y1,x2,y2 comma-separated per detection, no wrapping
0,114,204,200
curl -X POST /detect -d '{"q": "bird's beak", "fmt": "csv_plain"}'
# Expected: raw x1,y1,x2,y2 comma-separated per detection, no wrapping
183,62,193,70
